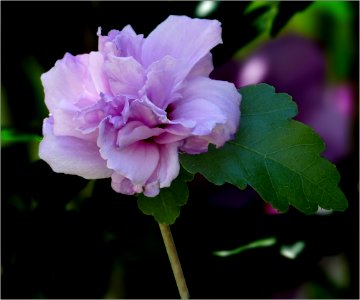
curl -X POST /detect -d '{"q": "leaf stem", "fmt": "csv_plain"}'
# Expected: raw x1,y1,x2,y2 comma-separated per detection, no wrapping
159,223,189,299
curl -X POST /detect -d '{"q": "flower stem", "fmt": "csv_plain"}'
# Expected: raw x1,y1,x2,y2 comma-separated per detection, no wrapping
159,223,189,299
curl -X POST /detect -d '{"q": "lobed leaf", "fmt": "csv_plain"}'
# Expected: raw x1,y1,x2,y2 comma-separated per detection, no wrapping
137,168,194,224
181,84,348,214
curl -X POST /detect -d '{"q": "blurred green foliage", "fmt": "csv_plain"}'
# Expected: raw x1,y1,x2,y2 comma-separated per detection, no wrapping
1,128,41,146
213,237,277,257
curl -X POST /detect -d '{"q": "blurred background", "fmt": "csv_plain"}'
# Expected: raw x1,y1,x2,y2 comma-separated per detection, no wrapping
1,1,359,299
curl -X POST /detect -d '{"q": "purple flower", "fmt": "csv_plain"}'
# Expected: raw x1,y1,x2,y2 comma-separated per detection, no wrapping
39,15,241,197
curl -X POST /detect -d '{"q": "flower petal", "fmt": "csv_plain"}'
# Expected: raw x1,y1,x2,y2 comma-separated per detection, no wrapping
128,97,167,127
142,15,222,69
104,55,145,98
98,25,144,60
98,120,160,185
52,108,98,141
171,98,226,135
116,121,163,149
187,53,214,78
87,52,111,95
41,52,109,140
181,136,210,154
178,77,240,136
41,52,108,112
156,143,180,188
154,124,192,144
39,117,112,179
143,143,180,197
111,172,142,195
142,55,184,109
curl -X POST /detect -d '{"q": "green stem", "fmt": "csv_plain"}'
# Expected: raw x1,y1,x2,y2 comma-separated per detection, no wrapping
159,223,189,299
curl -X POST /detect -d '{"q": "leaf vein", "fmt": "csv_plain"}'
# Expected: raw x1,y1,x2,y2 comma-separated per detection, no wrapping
239,144,340,207
242,107,293,116
264,158,280,203
266,143,317,156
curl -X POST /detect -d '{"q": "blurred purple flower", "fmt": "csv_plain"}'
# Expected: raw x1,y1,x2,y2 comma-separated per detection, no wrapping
212,35,354,162
210,35,354,212
39,15,241,197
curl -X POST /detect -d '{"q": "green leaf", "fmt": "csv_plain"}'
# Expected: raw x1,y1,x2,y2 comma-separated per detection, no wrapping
137,168,194,225
181,83,348,214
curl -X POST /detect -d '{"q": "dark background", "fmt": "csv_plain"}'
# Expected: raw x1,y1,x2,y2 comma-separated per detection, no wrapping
1,1,359,299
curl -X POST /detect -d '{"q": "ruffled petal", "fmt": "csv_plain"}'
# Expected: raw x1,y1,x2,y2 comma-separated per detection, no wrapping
142,55,184,109
128,97,167,127
86,52,111,94
181,136,211,154
41,52,109,141
143,143,180,197
111,172,142,195
104,55,145,98
39,117,112,179
52,108,98,141
154,124,192,144
116,120,163,149
98,25,144,60
156,143,180,188
171,98,226,136
111,144,180,197
98,120,160,185
176,77,240,137
41,52,108,112
142,15,222,69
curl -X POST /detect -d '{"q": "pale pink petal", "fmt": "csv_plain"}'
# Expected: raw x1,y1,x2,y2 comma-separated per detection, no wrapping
52,108,98,141
104,55,145,97
144,143,180,197
142,55,184,109
41,52,109,142
128,97,167,127
157,143,180,188
39,117,112,179
98,28,118,57
98,121,160,185
111,172,142,195
41,52,107,112
154,124,192,144
171,98,226,135
155,132,188,145
181,124,237,154
116,121,163,149
176,77,241,137
86,52,111,94
187,53,214,78
113,25,144,59
180,136,211,154
142,15,222,68
98,25,143,60
142,182,160,197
